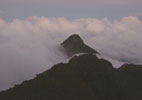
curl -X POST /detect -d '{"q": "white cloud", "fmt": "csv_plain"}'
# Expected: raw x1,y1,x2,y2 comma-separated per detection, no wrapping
0,16,142,90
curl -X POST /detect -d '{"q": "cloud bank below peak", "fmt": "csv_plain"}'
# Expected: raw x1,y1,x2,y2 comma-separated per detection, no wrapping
0,16,142,90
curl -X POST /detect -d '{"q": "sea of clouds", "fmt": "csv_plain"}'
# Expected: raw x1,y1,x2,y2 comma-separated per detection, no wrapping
0,16,142,90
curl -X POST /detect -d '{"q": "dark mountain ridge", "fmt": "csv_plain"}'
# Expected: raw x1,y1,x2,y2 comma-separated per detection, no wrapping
0,34,142,100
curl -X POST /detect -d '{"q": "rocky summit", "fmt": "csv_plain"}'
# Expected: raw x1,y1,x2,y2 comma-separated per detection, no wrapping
61,34,99,56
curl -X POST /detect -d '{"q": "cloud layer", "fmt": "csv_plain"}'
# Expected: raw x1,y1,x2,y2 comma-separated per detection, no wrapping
0,16,142,90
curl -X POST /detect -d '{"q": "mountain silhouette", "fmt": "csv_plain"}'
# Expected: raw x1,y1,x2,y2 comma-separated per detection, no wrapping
61,34,99,56
0,35,142,100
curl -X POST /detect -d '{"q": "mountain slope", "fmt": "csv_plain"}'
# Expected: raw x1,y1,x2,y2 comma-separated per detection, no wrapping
0,54,142,100
0,54,121,100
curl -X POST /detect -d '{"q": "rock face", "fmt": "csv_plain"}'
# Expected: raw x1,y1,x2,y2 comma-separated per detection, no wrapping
0,35,142,100
61,34,99,56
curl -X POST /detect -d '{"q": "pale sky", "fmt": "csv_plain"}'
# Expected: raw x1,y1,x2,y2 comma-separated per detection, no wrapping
0,0,142,20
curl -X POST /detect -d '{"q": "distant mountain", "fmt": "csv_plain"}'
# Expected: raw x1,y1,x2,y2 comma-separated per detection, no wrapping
61,34,99,56
0,35,142,100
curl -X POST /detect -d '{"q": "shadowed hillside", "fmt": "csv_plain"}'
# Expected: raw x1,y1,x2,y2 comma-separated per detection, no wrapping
0,54,142,100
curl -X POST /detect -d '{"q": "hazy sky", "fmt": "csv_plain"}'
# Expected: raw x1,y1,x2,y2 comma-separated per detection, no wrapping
0,0,142,20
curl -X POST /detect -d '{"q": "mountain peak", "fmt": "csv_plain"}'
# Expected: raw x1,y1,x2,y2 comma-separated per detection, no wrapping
61,34,84,47
61,34,99,56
